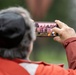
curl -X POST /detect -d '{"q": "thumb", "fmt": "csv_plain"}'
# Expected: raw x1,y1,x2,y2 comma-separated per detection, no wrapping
53,36,62,43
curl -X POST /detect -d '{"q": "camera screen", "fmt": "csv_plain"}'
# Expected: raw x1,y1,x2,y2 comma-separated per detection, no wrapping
35,22,57,37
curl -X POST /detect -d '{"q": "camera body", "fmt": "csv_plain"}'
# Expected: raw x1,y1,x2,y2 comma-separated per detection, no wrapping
35,22,58,37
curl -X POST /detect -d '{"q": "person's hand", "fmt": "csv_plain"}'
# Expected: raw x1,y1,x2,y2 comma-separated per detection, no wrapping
52,20,76,43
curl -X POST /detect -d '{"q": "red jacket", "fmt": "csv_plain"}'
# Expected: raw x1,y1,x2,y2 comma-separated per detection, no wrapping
63,37,76,69
0,37,76,75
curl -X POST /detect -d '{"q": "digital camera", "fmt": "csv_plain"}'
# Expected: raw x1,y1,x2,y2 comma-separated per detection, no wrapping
35,22,58,37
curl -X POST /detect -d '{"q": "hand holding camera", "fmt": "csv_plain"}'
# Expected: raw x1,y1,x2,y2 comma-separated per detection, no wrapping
52,20,76,43
35,20,76,43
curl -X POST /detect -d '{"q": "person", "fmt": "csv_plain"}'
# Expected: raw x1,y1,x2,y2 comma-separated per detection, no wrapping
0,7,76,75
26,0,53,19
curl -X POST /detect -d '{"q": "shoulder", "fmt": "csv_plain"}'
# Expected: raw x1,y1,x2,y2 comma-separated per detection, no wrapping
30,61,64,67
34,61,64,75
0,69,10,75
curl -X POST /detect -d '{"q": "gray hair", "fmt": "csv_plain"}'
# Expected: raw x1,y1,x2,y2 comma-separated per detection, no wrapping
0,7,36,59
0,7,36,41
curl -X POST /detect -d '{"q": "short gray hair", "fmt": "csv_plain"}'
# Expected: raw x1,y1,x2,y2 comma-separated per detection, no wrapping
0,7,36,41
0,7,36,59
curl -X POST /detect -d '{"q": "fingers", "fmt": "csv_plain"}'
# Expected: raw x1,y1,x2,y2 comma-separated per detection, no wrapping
55,20,68,28
53,36,61,43
52,27,61,35
53,20,69,35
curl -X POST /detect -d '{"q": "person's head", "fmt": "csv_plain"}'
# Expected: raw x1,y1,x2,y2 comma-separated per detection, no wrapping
0,7,36,60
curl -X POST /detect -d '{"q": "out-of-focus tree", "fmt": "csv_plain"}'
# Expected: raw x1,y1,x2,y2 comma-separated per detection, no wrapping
0,0,25,9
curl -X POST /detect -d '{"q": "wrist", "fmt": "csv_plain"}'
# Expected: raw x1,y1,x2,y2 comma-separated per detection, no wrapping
62,37,76,48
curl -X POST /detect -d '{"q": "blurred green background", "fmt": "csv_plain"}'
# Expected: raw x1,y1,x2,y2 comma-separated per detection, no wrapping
0,0,76,68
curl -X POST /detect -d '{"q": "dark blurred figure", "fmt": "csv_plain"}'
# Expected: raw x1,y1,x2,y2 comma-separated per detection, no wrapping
26,0,53,20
